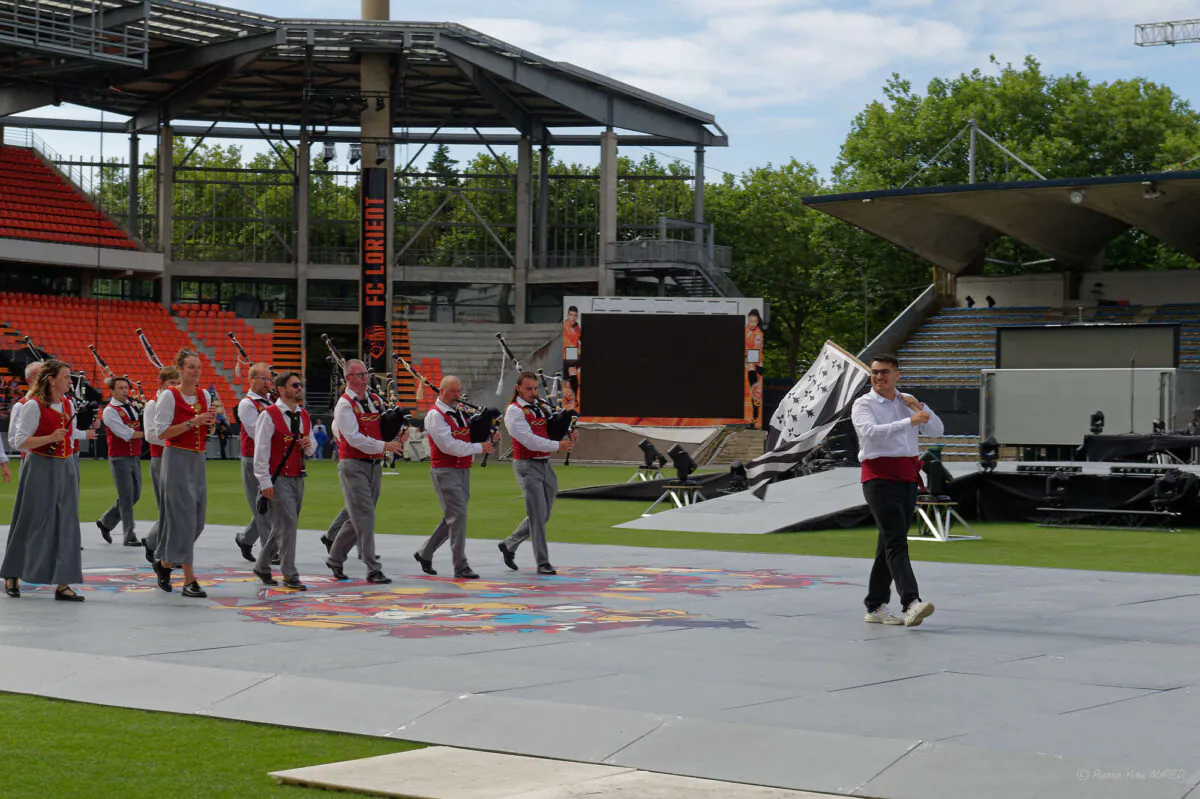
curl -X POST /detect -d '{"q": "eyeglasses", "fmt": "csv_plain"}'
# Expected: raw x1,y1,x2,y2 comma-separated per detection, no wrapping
345,371,368,378
287,382,302,389
870,369,895,376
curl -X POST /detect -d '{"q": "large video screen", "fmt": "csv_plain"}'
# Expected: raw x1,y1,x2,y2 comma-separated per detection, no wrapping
997,324,1178,369
582,314,746,418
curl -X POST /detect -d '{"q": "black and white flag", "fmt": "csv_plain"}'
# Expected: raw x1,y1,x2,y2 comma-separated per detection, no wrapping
746,340,869,499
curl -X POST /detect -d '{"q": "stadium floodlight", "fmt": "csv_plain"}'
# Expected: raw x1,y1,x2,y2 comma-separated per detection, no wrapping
321,142,336,165
667,443,698,485
348,143,362,165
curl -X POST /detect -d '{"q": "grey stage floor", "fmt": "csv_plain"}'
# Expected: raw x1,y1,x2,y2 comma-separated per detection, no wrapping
4,524,1200,799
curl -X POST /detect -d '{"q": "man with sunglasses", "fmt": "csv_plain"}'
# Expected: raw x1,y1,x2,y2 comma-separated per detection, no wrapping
251,372,315,590
851,353,942,628
327,359,402,583
235,363,275,562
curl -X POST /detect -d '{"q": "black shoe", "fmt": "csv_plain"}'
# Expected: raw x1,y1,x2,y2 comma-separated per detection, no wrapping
54,587,85,602
182,581,207,598
537,564,558,576
328,563,348,581
413,552,437,576
498,542,518,571
320,536,334,553
454,567,480,580
152,560,173,592
252,568,278,586
142,539,155,564
271,556,281,566
96,520,112,544
281,576,307,591
366,571,392,584
4,578,19,598
235,536,255,562
123,535,141,547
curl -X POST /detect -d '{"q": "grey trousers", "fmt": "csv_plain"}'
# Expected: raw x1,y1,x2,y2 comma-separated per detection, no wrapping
99,456,142,539
420,468,471,571
256,476,304,579
325,507,349,542
237,456,266,546
328,458,382,573
503,459,557,567
145,456,162,550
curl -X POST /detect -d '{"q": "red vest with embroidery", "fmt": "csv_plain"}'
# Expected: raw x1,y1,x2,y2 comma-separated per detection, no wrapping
164,387,209,452
30,396,74,459
429,406,474,469
239,394,272,457
105,401,143,458
336,392,384,460
510,402,551,460
264,404,311,478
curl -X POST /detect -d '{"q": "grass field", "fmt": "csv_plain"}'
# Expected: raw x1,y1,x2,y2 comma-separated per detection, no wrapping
1,457,1197,576
0,693,420,799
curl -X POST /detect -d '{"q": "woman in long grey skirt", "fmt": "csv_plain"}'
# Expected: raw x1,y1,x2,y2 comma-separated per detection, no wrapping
152,351,215,599
2,359,85,601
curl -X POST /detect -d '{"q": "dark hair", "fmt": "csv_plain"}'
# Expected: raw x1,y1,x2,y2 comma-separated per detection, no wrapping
747,309,761,322
274,371,302,391
511,370,538,403
174,349,199,369
107,376,132,391
567,305,578,314
870,353,900,369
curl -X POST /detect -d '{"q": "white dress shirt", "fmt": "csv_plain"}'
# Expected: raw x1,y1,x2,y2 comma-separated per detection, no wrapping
852,389,944,461
143,398,164,448
504,398,558,458
237,392,270,442
332,388,384,456
253,399,316,490
153,389,202,440
8,399,30,449
424,399,483,458
103,401,138,441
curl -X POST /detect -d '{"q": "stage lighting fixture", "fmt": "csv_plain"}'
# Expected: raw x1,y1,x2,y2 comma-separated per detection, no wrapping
637,438,667,470
986,295,996,308
667,443,698,485
1089,411,1105,435
375,151,388,166
919,450,953,500
729,460,749,493
1143,181,1163,200
1153,419,1166,434
979,436,999,472
348,143,362,165
376,96,387,111
1069,189,1085,205
1044,470,1070,509
321,142,336,165
965,295,975,309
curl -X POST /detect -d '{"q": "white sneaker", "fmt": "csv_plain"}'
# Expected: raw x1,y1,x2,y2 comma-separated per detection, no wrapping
864,605,904,625
904,600,935,627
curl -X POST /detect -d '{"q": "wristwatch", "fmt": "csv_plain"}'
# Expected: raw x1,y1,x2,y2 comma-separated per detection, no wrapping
186,419,193,429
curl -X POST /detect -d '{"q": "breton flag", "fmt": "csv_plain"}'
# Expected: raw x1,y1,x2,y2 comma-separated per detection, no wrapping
746,340,870,499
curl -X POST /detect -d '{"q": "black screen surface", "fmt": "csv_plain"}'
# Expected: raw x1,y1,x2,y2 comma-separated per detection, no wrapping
582,314,745,417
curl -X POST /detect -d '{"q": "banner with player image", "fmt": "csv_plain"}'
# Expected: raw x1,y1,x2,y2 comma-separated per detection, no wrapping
563,296,767,427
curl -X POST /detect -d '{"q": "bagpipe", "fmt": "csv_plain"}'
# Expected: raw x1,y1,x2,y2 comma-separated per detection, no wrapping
24,334,99,429
497,333,579,463
89,343,144,425
228,332,277,401
395,351,501,462
135,328,164,370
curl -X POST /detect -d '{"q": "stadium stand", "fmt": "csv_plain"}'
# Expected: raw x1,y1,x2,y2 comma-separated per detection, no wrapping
172,303,274,379
0,146,140,250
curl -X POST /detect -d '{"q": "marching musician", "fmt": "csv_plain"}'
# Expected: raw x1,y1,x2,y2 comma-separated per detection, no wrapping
2,360,86,601
414,375,491,580
141,366,181,562
152,351,216,599
326,359,402,583
497,372,573,575
251,372,315,590
96,376,145,547
234,363,275,562
7,360,41,453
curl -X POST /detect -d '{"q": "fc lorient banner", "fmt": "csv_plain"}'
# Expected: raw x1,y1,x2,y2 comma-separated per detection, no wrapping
360,167,388,373
745,341,870,499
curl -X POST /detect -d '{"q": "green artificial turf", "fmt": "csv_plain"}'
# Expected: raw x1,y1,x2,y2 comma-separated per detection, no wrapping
0,693,420,799
1,458,1196,576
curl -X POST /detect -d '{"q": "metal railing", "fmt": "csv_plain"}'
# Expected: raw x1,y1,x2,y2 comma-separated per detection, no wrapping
3,128,93,195
608,239,739,296
0,1,150,68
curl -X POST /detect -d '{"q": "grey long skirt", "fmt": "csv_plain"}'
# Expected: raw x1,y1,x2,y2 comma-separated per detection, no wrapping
155,446,207,565
1,454,82,585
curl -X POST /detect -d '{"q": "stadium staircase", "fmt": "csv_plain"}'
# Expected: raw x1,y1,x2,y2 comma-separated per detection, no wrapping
0,145,140,250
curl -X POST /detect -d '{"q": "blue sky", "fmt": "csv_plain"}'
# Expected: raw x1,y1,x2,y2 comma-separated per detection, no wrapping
15,0,1200,182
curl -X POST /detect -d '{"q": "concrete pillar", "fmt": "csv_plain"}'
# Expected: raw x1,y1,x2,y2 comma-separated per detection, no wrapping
128,133,138,237
294,134,310,319
598,130,618,295
537,143,549,270
157,124,174,310
515,136,532,325
693,146,705,245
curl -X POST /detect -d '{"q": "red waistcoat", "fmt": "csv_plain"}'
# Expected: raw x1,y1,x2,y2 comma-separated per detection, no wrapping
164,387,209,452
30,396,74,459
861,456,922,485
429,406,473,469
264,404,311,478
239,394,272,457
105,402,143,458
510,402,550,460
336,392,384,460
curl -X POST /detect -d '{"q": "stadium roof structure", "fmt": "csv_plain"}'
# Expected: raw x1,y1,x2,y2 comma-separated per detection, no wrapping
0,0,726,146
803,171,1200,274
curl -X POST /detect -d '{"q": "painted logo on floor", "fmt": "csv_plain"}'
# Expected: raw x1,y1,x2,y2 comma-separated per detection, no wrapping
71,565,848,639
